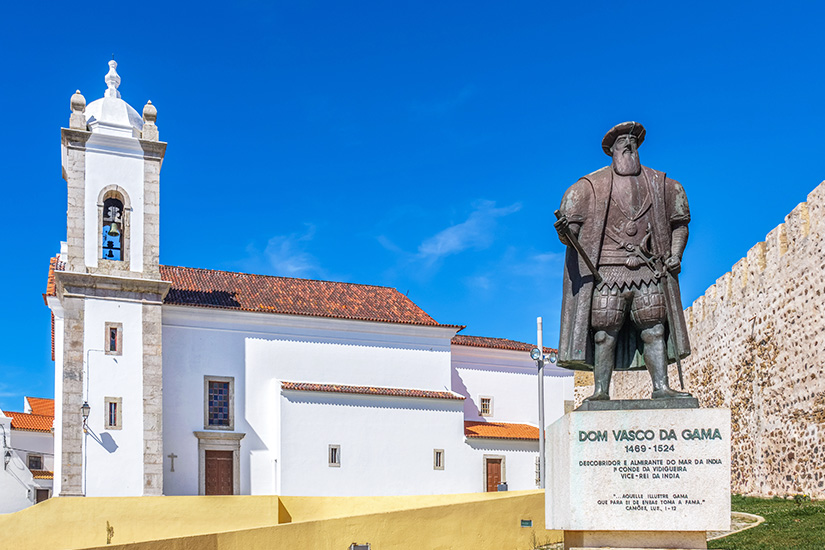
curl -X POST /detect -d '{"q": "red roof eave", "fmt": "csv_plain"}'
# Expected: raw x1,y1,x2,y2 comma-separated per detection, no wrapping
4,411,54,432
452,334,558,354
281,381,465,401
464,420,539,441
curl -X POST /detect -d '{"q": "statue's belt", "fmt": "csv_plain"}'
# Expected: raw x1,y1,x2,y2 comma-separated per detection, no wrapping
602,224,667,279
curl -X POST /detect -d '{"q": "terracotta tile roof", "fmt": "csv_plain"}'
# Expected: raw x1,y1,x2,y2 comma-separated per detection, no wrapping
45,259,462,328
31,470,54,480
45,256,62,361
44,256,59,301
464,420,539,440
26,397,54,417
281,381,465,400
452,334,557,354
4,411,53,432
160,265,462,328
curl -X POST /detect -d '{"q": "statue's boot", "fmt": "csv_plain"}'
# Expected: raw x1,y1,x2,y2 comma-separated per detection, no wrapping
642,324,693,400
585,330,616,401
652,387,692,399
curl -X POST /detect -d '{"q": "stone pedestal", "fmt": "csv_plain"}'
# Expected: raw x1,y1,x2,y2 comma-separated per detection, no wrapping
546,407,731,550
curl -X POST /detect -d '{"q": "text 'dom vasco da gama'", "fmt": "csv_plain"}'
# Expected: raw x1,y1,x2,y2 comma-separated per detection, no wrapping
572,416,729,516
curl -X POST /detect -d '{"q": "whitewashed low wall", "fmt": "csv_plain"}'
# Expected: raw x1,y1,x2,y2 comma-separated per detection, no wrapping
279,391,469,496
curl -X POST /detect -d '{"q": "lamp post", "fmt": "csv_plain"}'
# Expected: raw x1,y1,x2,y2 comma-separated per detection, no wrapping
531,317,557,490
80,401,90,495
81,348,104,497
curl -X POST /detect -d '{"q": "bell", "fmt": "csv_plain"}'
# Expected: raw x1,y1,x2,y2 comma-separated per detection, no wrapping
107,249,114,259
108,222,120,237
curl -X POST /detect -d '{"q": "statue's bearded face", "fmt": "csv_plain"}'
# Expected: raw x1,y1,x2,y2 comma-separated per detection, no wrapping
611,134,641,176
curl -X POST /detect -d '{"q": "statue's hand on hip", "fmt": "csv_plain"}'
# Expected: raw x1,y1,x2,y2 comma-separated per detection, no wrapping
665,255,681,274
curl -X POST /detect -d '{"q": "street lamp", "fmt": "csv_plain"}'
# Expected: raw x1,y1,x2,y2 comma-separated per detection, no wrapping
530,317,557,490
81,402,90,431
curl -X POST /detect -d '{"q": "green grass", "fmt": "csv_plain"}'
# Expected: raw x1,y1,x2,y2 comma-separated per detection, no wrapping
709,495,825,550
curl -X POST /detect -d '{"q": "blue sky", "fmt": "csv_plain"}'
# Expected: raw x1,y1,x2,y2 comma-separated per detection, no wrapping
2,1,824,410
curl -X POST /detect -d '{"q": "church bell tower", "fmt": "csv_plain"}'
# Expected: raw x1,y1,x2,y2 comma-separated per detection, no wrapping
48,61,170,497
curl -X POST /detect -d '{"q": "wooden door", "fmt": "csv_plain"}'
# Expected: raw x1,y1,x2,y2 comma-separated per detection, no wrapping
35,489,50,503
205,450,234,495
486,458,502,492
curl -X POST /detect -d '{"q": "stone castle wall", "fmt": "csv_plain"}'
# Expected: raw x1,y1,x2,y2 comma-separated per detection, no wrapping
605,181,825,498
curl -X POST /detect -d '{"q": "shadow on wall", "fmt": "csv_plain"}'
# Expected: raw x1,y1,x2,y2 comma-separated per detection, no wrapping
86,429,119,454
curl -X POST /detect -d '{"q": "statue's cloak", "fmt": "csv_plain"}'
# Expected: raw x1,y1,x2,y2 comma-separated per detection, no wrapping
557,165,691,371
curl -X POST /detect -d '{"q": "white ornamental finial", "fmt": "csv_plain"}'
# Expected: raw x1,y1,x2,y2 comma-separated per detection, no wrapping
104,59,121,99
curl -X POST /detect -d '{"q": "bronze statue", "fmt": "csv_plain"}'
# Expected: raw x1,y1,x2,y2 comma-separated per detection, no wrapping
554,121,692,401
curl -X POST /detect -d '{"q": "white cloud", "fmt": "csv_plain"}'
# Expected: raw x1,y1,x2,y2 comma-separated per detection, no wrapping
243,224,325,279
416,200,522,266
464,274,493,291
459,248,565,295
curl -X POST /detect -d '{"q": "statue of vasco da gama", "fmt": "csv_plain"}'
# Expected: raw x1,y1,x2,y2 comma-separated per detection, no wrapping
554,121,693,402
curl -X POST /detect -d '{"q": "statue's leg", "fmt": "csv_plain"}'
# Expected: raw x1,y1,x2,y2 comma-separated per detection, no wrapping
589,328,618,400
632,283,692,399
588,284,626,401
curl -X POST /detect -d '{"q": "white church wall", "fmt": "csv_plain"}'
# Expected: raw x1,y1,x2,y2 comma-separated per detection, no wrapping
278,391,471,496
52,313,64,496
82,297,145,496
245,373,279,496
161,306,456,496
161,320,248,496
451,346,572,426
82,136,145,272
246,337,453,394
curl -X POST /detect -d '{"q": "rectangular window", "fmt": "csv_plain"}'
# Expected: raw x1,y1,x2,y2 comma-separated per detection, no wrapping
479,396,493,417
204,376,234,430
108,401,117,426
104,397,122,430
104,322,122,356
28,454,43,470
433,449,444,470
329,445,341,467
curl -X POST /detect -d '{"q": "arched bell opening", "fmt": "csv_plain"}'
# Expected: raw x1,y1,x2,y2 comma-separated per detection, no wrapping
97,186,131,267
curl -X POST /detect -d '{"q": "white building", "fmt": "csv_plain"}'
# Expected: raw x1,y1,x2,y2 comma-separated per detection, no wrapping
43,61,573,500
1,397,55,512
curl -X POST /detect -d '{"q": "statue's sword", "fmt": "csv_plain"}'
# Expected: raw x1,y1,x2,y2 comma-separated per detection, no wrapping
656,268,686,389
554,210,602,284
628,237,686,390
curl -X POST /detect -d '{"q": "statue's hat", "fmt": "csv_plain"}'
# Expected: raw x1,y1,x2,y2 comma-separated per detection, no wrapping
602,121,646,156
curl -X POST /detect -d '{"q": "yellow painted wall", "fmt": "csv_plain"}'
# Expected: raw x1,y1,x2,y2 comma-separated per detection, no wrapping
278,491,533,523
1,490,559,550
95,491,557,550
0,496,281,549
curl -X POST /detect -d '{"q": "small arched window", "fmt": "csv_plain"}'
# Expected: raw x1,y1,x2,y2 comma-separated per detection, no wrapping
102,197,124,260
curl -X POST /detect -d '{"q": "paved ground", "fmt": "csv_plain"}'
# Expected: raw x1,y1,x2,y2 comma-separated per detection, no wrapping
537,512,765,549
706,511,764,540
